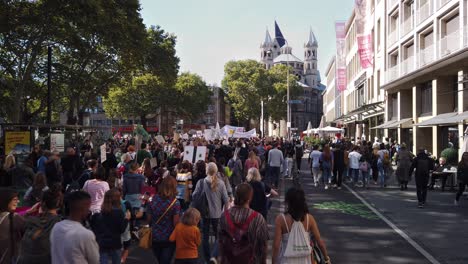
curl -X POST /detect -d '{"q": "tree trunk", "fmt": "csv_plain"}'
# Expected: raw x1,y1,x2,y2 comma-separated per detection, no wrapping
66,99,76,125
140,114,148,129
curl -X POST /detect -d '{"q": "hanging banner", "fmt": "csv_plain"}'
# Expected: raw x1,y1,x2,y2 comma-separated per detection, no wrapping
335,21,347,92
232,128,257,139
50,133,65,152
5,131,31,155
355,0,374,69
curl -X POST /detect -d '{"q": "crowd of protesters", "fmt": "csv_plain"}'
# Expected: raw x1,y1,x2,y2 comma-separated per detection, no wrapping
0,135,332,264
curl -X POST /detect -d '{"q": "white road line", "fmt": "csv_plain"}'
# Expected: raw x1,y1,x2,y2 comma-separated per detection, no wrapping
343,184,441,264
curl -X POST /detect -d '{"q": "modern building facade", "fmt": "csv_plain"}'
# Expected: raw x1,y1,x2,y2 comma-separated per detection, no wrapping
381,0,468,157
260,22,325,136
325,0,468,158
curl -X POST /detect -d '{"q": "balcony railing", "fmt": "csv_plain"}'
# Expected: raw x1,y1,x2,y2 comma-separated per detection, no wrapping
386,65,399,83
401,56,414,74
440,30,460,57
388,29,398,45
417,1,431,25
402,17,413,35
419,45,434,67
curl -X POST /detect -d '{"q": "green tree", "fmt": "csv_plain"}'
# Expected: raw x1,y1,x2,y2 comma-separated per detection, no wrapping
222,60,302,125
0,0,147,124
175,72,212,122
103,74,172,128
222,60,270,123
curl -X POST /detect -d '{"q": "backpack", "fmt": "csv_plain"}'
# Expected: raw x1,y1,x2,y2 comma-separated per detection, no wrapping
383,151,391,167
191,179,210,218
295,146,304,158
283,214,312,258
18,214,62,263
219,210,258,263
65,170,90,194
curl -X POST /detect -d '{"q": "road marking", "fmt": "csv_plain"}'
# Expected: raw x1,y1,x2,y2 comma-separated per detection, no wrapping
343,184,441,264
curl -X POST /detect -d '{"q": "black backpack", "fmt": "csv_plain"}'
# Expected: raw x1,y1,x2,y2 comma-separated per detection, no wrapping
65,170,90,194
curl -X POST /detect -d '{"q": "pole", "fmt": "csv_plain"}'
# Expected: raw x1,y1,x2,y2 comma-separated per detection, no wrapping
285,40,290,140
47,46,52,124
260,100,264,138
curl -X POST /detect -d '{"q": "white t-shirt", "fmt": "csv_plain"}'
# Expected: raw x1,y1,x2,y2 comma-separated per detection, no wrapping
50,219,99,264
83,180,110,213
348,151,362,169
310,150,322,168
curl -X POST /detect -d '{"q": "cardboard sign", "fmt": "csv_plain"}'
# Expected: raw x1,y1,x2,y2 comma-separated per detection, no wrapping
183,146,207,164
100,144,107,163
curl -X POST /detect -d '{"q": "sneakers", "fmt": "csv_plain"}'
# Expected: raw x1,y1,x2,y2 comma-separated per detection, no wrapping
454,199,459,206
418,203,424,208
314,182,318,187
337,186,342,190
324,185,329,190
209,257,218,264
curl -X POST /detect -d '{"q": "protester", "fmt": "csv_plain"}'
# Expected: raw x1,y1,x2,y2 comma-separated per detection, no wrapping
192,160,207,191
227,148,243,187
0,188,25,264
321,144,334,189
18,189,63,264
268,143,284,188
2,154,16,187
83,167,110,214
217,183,268,264
23,172,49,206
61,147,83,190
394,144,413,190
50,191,99,264
122,162,145,210
136,143,152,165
169,208,202,264
272,187,330,264
244,151,260,174
45,151,62,187
192,162,229,263
308,145,322,187
91,189,130,264
332,144,345,189
246,167,278,220
455,152,468,205
411,149,434,208
295,140,304,171
347,146,361,187
37,150,50,174
146,176,181,264
176,161,193,211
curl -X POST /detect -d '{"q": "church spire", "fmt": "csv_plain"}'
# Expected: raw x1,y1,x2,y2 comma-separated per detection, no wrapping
306,28,318,47
274,21,286,47
263,28,273,45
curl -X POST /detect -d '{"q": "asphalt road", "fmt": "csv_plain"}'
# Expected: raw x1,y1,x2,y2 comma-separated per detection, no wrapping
127,160,468,264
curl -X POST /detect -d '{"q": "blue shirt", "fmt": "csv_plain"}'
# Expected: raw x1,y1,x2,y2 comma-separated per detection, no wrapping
37,156,47,173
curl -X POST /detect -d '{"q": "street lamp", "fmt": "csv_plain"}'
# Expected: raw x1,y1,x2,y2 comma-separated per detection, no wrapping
284,39,291,141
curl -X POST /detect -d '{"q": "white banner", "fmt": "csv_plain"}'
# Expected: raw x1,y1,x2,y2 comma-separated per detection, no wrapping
100,144,107,163
232,128,257,138
221,125,245,137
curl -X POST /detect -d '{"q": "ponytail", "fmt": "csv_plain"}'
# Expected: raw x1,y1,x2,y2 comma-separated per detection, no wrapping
211,173,218,192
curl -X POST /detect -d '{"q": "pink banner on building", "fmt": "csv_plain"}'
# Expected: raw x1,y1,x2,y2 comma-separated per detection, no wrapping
335,22,347,92
355,0,373,69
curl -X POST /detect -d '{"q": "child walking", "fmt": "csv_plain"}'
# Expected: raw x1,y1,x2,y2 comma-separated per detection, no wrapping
169,208,202,264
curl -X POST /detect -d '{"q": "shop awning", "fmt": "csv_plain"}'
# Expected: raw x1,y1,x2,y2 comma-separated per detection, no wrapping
371,120,398,129
414,112,458,127
334,101,384,123
437,111,468,125
385,118,413,129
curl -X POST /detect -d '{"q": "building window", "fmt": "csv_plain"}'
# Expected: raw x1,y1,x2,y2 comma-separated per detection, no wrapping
420,82,432,115
377,19,381,50
357,86,365,107
390,93,398,120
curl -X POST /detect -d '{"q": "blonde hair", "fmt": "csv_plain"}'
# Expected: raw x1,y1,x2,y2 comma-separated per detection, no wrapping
181,208,201,226
246,168,261,182
3,155,15,170
206,162,218,191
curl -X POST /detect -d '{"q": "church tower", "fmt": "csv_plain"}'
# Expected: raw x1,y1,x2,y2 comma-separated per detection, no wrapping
304,28,318,88
260,29,274,69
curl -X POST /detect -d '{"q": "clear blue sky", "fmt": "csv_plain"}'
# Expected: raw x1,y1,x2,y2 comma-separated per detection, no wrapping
140,0,354,86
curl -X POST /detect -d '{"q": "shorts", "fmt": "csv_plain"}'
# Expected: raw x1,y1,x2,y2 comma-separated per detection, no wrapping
122,239,131,250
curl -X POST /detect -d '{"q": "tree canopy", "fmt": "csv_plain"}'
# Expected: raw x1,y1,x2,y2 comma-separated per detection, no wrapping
222,60,301,124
